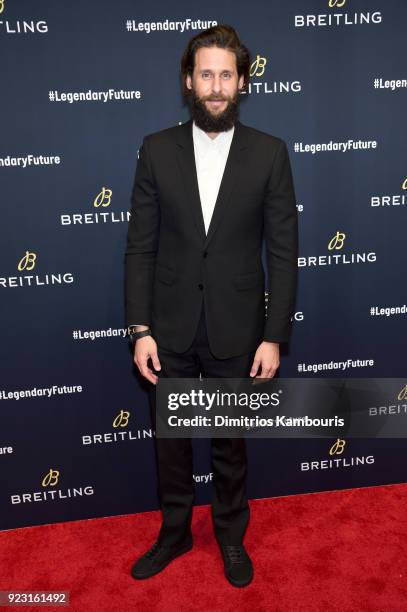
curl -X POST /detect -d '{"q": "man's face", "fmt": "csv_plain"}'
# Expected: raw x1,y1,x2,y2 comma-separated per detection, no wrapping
186,46,244,133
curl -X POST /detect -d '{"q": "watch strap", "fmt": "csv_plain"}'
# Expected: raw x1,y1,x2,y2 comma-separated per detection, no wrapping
129,329,152,343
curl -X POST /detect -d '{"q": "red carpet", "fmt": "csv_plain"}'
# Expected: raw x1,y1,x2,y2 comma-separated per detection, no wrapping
1,484,406,612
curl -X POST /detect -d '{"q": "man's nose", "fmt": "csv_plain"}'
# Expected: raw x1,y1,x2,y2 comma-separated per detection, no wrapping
212,75,222,93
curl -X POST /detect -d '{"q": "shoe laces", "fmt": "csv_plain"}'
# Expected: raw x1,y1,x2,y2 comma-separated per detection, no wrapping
223,545,244,564
145,541,162,559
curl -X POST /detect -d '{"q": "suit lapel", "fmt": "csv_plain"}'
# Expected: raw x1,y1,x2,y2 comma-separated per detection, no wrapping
175,118,249,248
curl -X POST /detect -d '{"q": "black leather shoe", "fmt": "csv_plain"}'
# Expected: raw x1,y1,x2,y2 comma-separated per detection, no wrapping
130,539,193,580
220,544,253,587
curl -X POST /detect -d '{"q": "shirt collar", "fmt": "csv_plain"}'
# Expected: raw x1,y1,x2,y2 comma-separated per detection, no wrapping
192,120,235,152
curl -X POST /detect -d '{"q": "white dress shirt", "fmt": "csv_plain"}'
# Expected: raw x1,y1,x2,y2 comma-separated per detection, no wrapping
130,120,235,329
192,119,235,235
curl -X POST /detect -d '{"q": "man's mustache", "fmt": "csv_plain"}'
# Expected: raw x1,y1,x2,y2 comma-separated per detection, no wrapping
203,96,229,102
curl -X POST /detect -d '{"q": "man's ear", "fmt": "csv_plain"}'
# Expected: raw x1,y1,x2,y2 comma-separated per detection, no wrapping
186,73,192,90
238,74,244,90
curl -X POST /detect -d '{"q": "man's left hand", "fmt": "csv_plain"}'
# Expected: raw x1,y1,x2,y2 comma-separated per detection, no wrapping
250,341,280,378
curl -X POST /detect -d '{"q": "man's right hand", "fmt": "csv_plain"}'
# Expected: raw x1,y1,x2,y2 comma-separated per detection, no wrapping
133,335,161,385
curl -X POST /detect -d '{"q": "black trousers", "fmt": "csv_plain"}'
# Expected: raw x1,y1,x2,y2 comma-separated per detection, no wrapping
148,299,256,548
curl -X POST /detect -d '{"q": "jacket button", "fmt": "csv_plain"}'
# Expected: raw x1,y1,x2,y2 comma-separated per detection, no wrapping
203,251,208,258
198,283,203,290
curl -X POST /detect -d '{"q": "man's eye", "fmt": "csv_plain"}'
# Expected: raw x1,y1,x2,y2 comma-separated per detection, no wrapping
202,72,211,79
222,73,232,79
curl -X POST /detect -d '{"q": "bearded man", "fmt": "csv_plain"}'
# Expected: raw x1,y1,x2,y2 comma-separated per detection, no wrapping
125,24,298,587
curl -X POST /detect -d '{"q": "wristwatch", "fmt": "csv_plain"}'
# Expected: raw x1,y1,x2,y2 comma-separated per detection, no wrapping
128,325,152,344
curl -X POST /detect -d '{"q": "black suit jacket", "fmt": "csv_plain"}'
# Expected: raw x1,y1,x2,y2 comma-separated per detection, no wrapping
125,118,298,359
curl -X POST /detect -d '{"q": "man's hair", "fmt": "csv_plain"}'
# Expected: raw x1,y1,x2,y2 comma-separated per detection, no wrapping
180,24,251,99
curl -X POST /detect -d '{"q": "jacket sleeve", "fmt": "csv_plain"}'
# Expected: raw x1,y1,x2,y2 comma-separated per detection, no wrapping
263,139,298,343
125,136,160,328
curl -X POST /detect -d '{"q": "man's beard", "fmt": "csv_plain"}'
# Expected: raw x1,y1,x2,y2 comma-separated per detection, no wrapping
187,88,240,133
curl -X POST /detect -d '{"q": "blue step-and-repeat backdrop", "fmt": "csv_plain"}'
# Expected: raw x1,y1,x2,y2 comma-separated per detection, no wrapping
1,0,406,531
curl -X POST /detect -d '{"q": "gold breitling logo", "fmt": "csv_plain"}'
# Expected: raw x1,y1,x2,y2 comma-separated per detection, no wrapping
329,0,346,8
250,55,267,78
113,410,130,428
93,187,112,208
41,469,60,487
327,231,346,250
402,178,407,190
398,385,407,401
17,250,37,271
0,0,4,15
329,438,346,455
